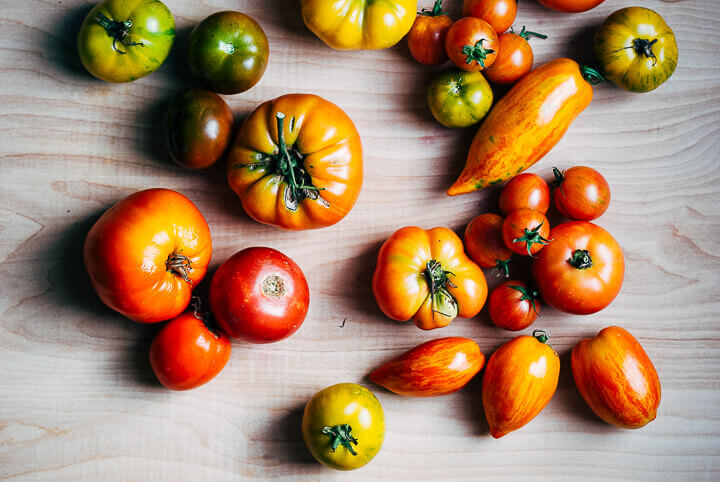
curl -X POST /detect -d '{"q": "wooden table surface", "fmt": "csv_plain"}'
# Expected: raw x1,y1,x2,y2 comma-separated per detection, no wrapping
2,0,719,480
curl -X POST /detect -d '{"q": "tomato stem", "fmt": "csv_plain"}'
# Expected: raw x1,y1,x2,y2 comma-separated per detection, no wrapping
494,258,511,278
95,12,143,54
552,167,566,197
515,26,547,41
190,296,224,337
533,329,550,344
508,284,540,315
567,249,593,269
420,0,444,16
424,260,458,320
462,39,495,68
512,222,550,257
166,253,192,282
322,424,358,456
580,65,604,85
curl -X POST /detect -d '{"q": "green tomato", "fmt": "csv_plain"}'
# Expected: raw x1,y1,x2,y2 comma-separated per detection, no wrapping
427,70,494,128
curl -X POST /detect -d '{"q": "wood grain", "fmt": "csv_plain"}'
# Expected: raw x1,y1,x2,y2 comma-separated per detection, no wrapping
1,0,719,480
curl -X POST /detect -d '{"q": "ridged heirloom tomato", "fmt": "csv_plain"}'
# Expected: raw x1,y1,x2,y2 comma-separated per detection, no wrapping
84,189,212,323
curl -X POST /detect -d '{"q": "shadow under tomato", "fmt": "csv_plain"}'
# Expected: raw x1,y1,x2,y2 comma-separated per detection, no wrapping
42,4,96,81
262,404,321,468
458,371,490,437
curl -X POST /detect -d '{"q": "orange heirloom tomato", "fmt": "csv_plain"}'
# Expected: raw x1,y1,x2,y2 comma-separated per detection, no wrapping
462,0,517,34
538,0,605,13
445,17,498,72
227,94,363,230
464,213,513,277
372,226,487,330
483,330,560,438
499,172,550,215
369,337,485,396
484,27,547,85
572,326,661,429
84,188,212,323
408,0,452,66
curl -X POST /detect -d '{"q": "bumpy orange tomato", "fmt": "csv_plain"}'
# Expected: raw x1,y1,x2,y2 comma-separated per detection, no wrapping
446,17,498,72
464,213,513,276
408,0,452,65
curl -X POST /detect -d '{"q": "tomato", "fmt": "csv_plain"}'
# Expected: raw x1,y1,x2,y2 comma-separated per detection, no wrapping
188,11,268,95
532,221,624,314
149,306,231,390
227,94,363,230
302,383,384,470
462,0,517,34
488,280,539,331
594,7,678,93
464,213,513,277
84,189,212,323
445,17,499,72
372,226,487,330
572,326,661,429
300,0,416,50
484,27,546,85
164,89,234,170
77,0,175,83
408,1,452,66
552,166,610,221
427,70,494,128
499,172,550,215
537,0,605,13
370,337,485,396
483,330,559,438
502,209,550,256
209,247,309,344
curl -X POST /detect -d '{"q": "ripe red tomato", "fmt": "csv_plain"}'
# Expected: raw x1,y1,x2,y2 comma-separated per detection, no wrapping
538,0,605,13
532,221,625,314
463,0,517,34
464,213,513,276
488,280,539,331
408,0,452,65
552,166,611,221
499,172,550,215
502,209,550,256
445,17,498,72
149,307,231,390
484,27,546,85
209,247,310,343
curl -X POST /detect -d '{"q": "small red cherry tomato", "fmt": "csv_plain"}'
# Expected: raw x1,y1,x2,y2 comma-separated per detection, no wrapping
408,0,452,66
499,172,550,215
446,17,498,72
462,0,517,34
465,213,513,276
484,27,547,85
488,280,540,331
552,166,611,221
502,209,550,256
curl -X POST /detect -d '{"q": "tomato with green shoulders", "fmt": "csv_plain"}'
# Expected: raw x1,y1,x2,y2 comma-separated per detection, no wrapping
427,70,494,128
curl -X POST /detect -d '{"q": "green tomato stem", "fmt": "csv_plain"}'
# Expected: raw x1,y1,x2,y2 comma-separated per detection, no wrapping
568,249,593,270
462,39,494,68
95,12,143,54
420,0,445,16
322,424,358,456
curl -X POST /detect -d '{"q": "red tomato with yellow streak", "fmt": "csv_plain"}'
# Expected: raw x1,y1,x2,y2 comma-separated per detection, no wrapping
499,172,550,215
552,166,611,221
462,0,517,34
408,0,452,66
484,27,546,85
445,17,498,72
464,213,513,277
488,280,539,331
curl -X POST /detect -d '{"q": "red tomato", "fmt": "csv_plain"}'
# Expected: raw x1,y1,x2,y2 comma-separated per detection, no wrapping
484,27,547,85
150,307,231,390
463,0,517,34
464,213,513,276
537,0,605,13
408,0,452,65
488,280,539,331
209,247,310,343
552,166,611,221
499,172,550,215
502,209,550,256
446,17,499,72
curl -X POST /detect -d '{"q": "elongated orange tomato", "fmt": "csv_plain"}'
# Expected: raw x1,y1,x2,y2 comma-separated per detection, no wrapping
483,330,560,438
572,326,660,429
448,59,602,195
370,337,485,396
372,227,487,330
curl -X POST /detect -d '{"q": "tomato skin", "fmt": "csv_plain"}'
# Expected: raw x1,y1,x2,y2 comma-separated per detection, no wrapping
502,209,550,256
372,226,487,330
302,383,384,470
538,0,605,13
408,3,452,66
464,213,513,276
552,166,610,220
227,94,363,230
462,0,517,34
482,332,560,438
370,337,485,397
209,247,309,343
149,310,231,390
188,11,268,95
594,7,678,93
445,17,499,72
84,189,212,323
164,89,234,170
77,0,175,83
427,70,494,128
488,281,539,331
484,32,535,85
499,173,550,215
532,221,624,314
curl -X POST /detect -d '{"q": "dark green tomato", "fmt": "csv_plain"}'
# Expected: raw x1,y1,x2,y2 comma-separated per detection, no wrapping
188,11,269,95
427,70,494,128
164,89,234,170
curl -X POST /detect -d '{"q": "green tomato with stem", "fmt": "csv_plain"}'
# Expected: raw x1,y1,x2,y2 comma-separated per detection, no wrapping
427,70,494,128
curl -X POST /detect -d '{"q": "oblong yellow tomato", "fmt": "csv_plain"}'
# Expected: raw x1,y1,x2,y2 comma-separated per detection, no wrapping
300,0,417,50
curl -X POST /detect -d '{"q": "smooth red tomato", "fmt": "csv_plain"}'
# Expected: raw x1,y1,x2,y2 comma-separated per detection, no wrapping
484,27,546,85
488,280,539,331
499,172,550,215
502,209,550,256
532,221,624,314
209,247,310,343
149,307,231,390
463,0,517,34
538,0,605,13
446,17,498,72
552,166,611,221
464,213,513,276
408,1,452,65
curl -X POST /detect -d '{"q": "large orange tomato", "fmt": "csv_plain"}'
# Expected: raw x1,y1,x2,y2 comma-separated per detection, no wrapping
84,189,212,323
572,326,661,429
227,94,363,230
372,227,487,330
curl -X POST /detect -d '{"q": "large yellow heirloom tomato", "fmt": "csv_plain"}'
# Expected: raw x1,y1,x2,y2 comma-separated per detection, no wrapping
300,0,417,50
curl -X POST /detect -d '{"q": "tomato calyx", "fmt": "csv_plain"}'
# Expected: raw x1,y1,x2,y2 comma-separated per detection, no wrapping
513,222,550,256
580,65,604,85
462,39,495,68
322,424,358,456
513,26,548,41
628,38,659,66
533,329,550,344
568,249,593,270
424,259,459,320
95,12,144,55
508,284,540,315
419,0,445,16
494,258,512,278
166,252,193,282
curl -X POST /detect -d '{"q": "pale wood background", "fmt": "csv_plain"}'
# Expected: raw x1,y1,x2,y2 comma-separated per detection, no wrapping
1,0,719,480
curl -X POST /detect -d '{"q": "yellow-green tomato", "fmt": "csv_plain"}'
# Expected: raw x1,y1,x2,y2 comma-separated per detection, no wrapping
427,70,494,128
77,0,175,83
302,383,384,470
